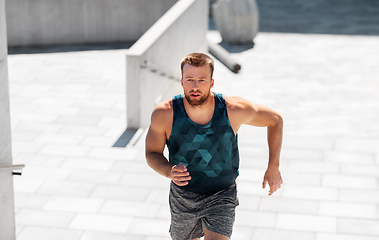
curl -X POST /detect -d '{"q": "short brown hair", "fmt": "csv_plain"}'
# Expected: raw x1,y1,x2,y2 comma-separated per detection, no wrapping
180,53,214,78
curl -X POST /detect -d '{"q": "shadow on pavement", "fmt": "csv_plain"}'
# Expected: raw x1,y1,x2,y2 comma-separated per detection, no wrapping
8,41,135,55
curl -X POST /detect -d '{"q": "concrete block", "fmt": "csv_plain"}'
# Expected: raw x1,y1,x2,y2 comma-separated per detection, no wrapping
212,0,259,43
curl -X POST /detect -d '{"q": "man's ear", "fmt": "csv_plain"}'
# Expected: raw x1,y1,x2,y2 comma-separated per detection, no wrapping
181,78,183,86
210,78,215,88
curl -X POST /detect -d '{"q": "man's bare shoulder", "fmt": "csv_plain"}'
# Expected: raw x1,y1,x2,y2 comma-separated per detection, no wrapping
151,99,173,125
224,95,256,111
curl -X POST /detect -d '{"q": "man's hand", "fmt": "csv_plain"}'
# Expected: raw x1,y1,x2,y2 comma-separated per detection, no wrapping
171,164,191,186
262,167,283,196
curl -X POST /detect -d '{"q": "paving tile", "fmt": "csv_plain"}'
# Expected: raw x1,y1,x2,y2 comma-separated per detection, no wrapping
341,164,379,177
111,160,150,173
100,199,161,218
14,193,50,209
238,168,265,182
281,171,321,186
21,165,71,181
260,197,318,215
80,136,118,147
338,218,379,236
13,154,65,167
16,209,75,228
319,201,379,219
80,231,145,240
119,172,171,189
37,181,95,197
87,147,139,161
286,160,339,174
69,213,133,233
234,210,277,228
61,157,115,171
39,144,91,157
237,195,261,211
91,185,150,201
281,185,338,201
335,138,379,154
13,178,44,193
339,189,379,204
127,218,171,237
67,169,123,184
276,213,337,233
317,233,379,240
145,189,170,204
281,148,324,162
322,174,377,189
324,151,375,165
282,136,334,151
42,196,104,213
236,181,277,197
230,225,254,240
253,228,315,240
34,133,85,145
17,226,83,240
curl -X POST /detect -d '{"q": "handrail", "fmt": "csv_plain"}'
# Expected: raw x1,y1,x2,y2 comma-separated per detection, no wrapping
141,60,180,81
0,164,25,175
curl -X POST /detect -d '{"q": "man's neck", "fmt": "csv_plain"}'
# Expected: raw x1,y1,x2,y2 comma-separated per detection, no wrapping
183,92,215,125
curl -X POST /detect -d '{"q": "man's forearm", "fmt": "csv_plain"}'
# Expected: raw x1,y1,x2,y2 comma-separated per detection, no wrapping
146,152,173,179
267,116,283,168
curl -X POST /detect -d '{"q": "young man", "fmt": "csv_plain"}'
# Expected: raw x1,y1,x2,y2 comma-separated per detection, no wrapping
145,53,283,240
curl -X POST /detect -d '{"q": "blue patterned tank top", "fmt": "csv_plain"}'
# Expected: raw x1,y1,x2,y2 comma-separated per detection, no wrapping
167,93,240,194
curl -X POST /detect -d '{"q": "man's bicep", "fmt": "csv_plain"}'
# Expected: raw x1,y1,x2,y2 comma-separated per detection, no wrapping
245,103,281,127
145,125,166,154
145,108,169,155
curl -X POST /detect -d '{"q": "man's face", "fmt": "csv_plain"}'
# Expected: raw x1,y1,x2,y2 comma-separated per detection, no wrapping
181,64,214,106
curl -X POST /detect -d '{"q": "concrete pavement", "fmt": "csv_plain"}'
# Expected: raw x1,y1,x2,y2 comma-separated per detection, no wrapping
7,28,379,240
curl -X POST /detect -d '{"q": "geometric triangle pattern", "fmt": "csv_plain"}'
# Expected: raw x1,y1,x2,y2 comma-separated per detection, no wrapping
167,93,240,194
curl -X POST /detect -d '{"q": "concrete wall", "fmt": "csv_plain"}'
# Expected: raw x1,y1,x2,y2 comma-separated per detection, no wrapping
5,0,177,46
126,0,208,129
0,0,16,239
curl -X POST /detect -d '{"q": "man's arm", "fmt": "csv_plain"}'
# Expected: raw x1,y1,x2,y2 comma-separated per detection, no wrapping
228,97,283,196
247,103,283,196
145,103,191,186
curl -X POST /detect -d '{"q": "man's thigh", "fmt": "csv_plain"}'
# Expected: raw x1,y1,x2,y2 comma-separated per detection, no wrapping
203,228,229,240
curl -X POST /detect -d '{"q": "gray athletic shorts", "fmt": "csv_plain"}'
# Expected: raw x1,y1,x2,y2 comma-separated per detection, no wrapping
169,182,239,240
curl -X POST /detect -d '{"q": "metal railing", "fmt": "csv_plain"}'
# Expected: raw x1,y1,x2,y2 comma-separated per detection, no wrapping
0,164,25,175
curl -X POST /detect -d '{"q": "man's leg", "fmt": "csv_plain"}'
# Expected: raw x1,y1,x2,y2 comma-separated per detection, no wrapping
203,228,229,240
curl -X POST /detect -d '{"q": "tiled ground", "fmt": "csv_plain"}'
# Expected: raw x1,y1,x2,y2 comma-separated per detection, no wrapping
7,30,379,240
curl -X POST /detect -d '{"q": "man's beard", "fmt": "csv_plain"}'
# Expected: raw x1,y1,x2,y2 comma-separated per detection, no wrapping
184,91,210,106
